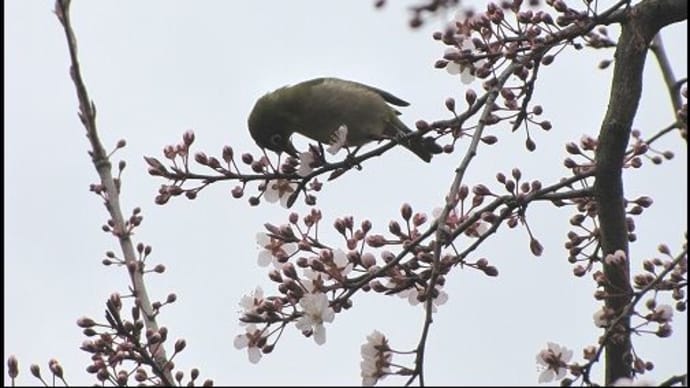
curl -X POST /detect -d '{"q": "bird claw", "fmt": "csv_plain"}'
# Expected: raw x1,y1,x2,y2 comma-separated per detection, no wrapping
344,146,363,170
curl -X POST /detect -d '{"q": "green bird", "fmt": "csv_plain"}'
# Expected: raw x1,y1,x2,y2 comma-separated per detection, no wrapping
248,77,441,162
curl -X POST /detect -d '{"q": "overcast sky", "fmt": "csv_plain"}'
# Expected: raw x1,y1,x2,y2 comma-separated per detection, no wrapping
4,1,687,385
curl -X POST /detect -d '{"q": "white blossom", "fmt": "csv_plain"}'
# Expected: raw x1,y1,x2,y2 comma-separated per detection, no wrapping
302,249,353,282
432,207,488,236
613,377,657,386
263,179,296,208
239,286,264,315
360,330,392,386
233,324,263,364
256,232,298,268
327,125,348,155
443,40,484,85
396,287,420,305
536,342,572,383
445,58,475,85
593,306,611,328
605,249,627,265
296,292,335,345
653,304,674,323
297,151,315,177
393,284,447,312
331,248,354,277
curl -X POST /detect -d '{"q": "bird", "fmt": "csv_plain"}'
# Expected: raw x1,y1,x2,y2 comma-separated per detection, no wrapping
247,77,442,162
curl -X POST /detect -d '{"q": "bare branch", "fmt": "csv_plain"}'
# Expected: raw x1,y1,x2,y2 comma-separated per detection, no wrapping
54,0,174,384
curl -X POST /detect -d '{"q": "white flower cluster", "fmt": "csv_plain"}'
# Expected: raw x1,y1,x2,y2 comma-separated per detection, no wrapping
360,330,392,386
234,287,336,362
393,283,448,312
432,206,490,237
296,125,349,178
302,248,353,282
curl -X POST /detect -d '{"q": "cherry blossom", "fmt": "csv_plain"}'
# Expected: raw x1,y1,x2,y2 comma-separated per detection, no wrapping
651,304,673,323
327,248,354,280
360,330,392,386
326,125,348,155
239,286,264,316
604,249,627,265
233,324,264,364
395,284,448,312
301,249,353,283
297,151,315,177
256,232,298,268
536,342,572,383
432,207,489,237
263,179,296,208
593,306,613,328
295,292,335,345
612,377,657,386
443,37,484,85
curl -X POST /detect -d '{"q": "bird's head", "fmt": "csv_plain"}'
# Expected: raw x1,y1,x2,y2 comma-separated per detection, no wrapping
248,92,299,157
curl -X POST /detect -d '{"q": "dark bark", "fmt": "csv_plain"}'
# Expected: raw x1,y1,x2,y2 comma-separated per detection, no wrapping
594,0,687,384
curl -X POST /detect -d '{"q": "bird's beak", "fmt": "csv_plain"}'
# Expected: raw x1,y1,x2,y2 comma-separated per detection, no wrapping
284,139,299,158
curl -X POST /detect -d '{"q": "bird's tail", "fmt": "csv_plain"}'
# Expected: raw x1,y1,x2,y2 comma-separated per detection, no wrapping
403,135,443,162
390,118,442,163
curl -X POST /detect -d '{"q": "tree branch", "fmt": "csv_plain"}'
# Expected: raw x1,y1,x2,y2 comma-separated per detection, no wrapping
593,0,687,383
54,0,174,384
650,34,684,124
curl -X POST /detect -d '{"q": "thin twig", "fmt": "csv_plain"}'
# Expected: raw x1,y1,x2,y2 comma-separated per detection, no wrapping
650,34,683,120
54,0,174,384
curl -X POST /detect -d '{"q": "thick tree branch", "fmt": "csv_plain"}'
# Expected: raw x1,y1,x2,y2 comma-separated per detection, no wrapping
594,0,687,383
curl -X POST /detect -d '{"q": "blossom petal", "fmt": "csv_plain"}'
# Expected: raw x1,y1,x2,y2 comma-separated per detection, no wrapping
313,324,327,345
435,290,449,306
264,183,280,203
233,334,248,349
248,346,262,364
295,316,311,333
460,67,475,84
282,242,298,256
538,369,554,383
297,152,315,177
446,62,461,75
278,192,292,208
256,232,270,246
326,125,348,155
322,307,335,323
333,249,348,266
258,250,274,267
407,289,420,305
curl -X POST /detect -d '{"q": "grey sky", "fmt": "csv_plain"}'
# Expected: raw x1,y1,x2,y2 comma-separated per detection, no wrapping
4,1,687,385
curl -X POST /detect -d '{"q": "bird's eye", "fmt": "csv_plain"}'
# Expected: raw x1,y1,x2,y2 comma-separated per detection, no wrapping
269,134,283,146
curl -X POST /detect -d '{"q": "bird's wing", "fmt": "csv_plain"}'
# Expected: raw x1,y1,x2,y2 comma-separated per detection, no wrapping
305,77,410,107
350,81,410,107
